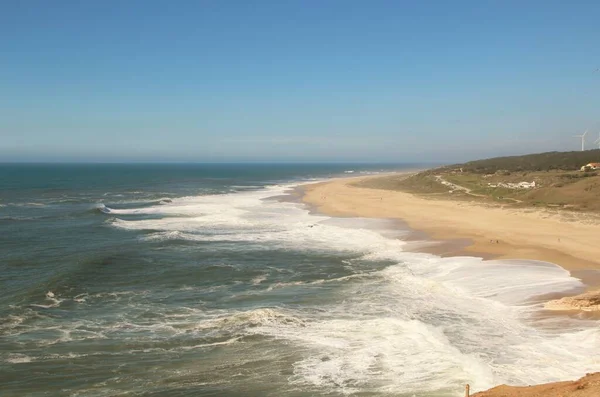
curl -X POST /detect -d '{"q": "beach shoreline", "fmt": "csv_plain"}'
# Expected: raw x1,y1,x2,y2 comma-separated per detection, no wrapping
300,171,600,395
301,172,600,274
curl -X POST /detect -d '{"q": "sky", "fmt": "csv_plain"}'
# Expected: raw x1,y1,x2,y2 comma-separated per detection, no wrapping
2,0,600,163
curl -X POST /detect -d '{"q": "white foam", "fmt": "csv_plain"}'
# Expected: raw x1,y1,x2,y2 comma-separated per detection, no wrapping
30,291,65,309
5,354,32,364
6,202,47,208
251,274,268,285
248,264,597,393
25,202,46,207
187,308,305,334
180,337,242,350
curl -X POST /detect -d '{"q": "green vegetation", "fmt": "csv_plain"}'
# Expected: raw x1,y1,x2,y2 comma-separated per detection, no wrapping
445,149,600,174
356,150,600,211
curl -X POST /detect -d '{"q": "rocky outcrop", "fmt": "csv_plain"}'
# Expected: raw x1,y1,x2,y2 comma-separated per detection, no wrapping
544,290,600,311
473,372,600,397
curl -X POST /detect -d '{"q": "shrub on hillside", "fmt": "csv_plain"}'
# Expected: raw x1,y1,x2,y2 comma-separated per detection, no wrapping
451,150,600,174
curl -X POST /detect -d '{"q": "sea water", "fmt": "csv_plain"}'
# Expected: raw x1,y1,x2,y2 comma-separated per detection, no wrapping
1,163,599,397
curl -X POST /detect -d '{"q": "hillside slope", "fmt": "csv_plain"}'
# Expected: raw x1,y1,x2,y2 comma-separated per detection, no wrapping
474,372,600,397
358,150,600,211
448,149,600,174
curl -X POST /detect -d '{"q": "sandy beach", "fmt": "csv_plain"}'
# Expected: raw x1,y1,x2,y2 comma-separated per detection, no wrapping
303,173,600,272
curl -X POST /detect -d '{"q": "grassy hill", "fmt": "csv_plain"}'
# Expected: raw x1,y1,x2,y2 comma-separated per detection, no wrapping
442,149,600,174
357,150,600,212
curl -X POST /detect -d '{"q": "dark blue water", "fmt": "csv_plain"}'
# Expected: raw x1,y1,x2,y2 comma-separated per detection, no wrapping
1,163,599,397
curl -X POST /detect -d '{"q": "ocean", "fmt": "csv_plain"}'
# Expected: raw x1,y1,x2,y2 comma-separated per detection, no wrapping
1,163,599,397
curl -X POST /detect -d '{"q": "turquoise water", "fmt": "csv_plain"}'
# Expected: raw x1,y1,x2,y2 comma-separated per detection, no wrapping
1,163,600,397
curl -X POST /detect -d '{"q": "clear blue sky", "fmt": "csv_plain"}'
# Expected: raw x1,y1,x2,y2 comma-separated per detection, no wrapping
2,1,600,162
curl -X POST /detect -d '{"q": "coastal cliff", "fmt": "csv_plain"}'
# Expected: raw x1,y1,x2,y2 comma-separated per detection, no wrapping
474,372,600,396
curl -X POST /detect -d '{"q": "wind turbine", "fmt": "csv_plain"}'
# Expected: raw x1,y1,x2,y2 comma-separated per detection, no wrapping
574,130,588,151
595,132,600,149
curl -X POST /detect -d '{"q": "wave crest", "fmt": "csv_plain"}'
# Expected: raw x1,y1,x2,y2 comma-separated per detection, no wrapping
197,308,306,332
